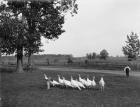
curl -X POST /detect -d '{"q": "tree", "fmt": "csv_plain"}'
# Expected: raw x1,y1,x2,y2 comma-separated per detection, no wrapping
86,53,92,60
100,49,109,60
0,0,78,73
92,52,96,59
122,32,140,61
84,59,88,64
86,52,97,60
67,57,73,64
24,33,43,66
0,14,27,72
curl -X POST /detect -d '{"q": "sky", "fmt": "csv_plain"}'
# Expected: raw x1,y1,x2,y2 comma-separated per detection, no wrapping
41,0,140,57
1,0,140,57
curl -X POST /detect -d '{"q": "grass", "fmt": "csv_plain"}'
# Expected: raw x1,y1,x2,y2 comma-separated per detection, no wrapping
1,67,140,107
1,55,140,71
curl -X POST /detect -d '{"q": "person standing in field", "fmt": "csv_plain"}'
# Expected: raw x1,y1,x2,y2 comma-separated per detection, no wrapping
124,65,131,77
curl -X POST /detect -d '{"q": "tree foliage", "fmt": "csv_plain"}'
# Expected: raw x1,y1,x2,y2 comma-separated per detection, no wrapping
122,32,140,60
100,49,109,60
0,0,78,72
67,57,73,64
86,52,97,60
0,13,26,54
92,52,96,59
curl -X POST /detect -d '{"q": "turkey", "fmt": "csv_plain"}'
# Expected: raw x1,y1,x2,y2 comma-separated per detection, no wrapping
44,73,48,80
99,76,105,91
91,76,96,87
57,75,64,86
75,79,85,89
86,75,92,87
62,77,73,88
43,74,51,89
71,76,81,90
50,79,60,87
78,74,87,86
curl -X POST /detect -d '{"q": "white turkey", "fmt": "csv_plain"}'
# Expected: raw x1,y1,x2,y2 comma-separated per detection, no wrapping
86,76,92,87
78,74,87,86
50,79,60,87
75,79,85,89
57,75,64,86
91,76,96,87
71,76,81,90
99,76,105,91
62,77,73,88
43,74,51,90
44,73,48,80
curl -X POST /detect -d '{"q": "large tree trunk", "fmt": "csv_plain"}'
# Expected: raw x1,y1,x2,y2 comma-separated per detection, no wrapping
16,47,24,73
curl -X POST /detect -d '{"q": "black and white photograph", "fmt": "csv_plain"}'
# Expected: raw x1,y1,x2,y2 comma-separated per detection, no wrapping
0,0,140,107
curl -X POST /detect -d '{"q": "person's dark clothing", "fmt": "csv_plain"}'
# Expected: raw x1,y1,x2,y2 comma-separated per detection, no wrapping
125,68,129,77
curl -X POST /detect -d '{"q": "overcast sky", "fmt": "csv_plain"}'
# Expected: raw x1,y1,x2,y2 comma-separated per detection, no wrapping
43,0,140,57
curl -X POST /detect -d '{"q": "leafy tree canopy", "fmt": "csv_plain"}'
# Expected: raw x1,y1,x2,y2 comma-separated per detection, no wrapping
0,0,78,55
0,0,78,72
100,49,109,60
122,32,140,60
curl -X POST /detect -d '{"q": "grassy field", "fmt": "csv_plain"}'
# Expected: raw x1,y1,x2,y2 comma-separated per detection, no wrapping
1,67,140,107
1,55,140,71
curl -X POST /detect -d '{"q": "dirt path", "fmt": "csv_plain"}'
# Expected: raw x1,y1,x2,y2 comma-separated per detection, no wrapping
39,66,140,78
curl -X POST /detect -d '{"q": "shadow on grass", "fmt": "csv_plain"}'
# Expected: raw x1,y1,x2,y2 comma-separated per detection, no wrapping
0,67,15,73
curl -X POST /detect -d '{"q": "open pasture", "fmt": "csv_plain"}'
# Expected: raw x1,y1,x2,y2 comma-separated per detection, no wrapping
1,67,140,107
1,55,140,71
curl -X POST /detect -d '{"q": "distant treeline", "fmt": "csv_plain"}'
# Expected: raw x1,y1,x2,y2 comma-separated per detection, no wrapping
1,54,140,71
0,54,73,65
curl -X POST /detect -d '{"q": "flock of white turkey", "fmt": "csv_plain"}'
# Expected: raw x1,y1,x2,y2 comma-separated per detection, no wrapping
44,74,105,91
